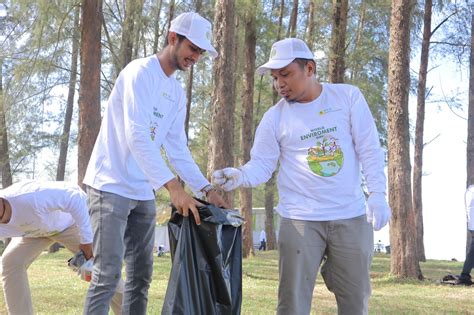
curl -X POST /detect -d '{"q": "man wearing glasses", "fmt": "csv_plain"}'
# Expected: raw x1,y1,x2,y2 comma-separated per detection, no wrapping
0,181,122,315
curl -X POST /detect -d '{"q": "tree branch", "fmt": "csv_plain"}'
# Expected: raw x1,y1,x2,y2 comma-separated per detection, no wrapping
423,133,440,147
430,10,458,37
429,41,470,48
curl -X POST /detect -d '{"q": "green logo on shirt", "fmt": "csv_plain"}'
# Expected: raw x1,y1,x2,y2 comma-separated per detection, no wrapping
319,107,342,116
306,136,343,177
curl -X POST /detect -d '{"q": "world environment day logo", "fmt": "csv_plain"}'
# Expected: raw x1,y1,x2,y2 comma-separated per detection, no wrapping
306,136,343,177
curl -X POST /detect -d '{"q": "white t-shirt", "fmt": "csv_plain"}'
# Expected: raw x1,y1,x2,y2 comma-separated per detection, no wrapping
466,185,474,231
0,181,93,243
83,55,209,200
240,83,386,221
260,230,266,242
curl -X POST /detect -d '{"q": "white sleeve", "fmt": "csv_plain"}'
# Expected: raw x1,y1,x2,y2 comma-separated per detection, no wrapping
40,184,93,244
162,97,209,195
350,87,386,194
122,69,176,190
240,110,280,187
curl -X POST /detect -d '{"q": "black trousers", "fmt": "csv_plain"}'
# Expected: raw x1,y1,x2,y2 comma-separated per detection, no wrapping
461,231,474,277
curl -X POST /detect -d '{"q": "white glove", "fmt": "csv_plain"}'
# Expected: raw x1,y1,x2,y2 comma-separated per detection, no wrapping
212,168,243,191
366,192,391,231
78,259,93,282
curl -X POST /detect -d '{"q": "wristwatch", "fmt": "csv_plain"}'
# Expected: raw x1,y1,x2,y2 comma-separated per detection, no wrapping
201,184,216,197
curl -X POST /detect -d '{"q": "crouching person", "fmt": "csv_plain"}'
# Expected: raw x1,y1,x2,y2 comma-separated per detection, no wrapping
0,181,123,315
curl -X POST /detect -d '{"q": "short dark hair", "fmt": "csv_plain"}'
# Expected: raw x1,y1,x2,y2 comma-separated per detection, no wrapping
164,33,187,47
293,58,316,74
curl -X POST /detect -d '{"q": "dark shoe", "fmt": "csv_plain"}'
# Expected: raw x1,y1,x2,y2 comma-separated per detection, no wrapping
456,275,472,286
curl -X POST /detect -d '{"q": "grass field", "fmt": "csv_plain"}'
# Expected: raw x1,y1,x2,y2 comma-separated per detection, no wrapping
0,250,472,314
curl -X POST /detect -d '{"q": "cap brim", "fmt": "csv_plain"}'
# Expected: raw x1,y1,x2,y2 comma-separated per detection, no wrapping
201,43,218,58
256,59,294,75
187,36,218,58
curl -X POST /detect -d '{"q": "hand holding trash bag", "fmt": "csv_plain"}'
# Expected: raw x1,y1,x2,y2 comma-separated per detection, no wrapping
205,189,231,209
165,178,203,225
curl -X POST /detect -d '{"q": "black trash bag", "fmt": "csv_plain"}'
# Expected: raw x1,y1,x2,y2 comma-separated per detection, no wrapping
162,199,244,315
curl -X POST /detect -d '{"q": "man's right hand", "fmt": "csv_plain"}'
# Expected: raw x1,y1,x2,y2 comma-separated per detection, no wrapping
212,168,243,191
164,178,202,225
366,192,391,231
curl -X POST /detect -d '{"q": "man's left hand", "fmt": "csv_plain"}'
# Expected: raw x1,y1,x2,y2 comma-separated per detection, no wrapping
79,243,93,260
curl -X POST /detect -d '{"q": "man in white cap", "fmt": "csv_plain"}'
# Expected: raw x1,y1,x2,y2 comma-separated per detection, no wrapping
457,185,474,285
212,38,391,314
83,12,228,315
0,181,122,315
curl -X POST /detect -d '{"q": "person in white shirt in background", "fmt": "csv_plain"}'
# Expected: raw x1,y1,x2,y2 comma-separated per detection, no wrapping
259,229,267,251
83,12,228,315
213,38,391,315
0,181,123,315
458,185,474,285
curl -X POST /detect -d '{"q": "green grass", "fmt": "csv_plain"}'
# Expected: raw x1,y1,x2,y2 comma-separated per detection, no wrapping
0,250,472,314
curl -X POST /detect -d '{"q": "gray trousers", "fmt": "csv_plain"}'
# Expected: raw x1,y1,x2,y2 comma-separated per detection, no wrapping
83,187,156,315
277,215,373,315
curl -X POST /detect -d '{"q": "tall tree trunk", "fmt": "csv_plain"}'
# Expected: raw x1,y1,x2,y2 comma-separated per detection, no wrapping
50,6,81,254
0,58,12,249
328,0,348,83
413,0,432,263
467,15,474,192
287,0,298,37
207,0,236,207
270,0,276,13
350,0,366,81
305,0,316,51
120,0,144,69
166,0,176,33
277,0,285,40
78,0,102,188
265,172,277,250
0,59,12,189
178,1,203,188
239,9,256,258
152,0,164,53
387,0,422,279
263,0,286,251
57,6,80,182
466,12,474,256
184,0,203,140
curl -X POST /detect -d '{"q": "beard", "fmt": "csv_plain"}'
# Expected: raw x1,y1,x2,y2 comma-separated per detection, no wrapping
170,41,186,71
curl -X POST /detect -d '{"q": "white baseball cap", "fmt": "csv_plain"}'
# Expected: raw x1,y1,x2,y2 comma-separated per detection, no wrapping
170,12,218,58
257,38,314,75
